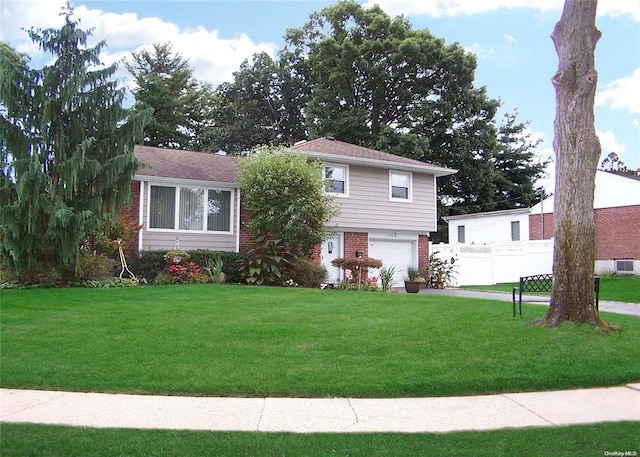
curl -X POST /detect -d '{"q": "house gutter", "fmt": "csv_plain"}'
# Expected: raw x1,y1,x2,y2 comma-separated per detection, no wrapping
235,188,241,253
138,180,145,253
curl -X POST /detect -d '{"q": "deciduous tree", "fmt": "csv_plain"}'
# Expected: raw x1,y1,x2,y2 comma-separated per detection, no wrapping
0,9,149,276
536,0,615,331
283,0,501,230
237,146,337,254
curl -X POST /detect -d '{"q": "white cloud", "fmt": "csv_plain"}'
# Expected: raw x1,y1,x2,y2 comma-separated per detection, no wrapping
464,43,494,60
596,130,627,154
595,68,640,114
0,1,277,87
362,0,640,21
504,34,517,43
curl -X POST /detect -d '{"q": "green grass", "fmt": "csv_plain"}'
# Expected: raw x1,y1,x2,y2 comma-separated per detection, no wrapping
1,422,638,457
2,285,639,397
462,275,640,303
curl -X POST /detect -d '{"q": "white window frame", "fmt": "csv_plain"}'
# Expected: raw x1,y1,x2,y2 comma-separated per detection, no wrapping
323,163,349,197
147,183,234,234
389,170,412,202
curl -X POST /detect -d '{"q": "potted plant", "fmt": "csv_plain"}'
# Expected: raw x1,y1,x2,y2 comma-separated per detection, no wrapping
404,266,425,293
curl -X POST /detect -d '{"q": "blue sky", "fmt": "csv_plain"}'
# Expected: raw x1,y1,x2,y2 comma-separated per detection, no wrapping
2,0,639,187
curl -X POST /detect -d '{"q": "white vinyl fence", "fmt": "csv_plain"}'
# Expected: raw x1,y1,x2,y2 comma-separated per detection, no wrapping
430,241,553,286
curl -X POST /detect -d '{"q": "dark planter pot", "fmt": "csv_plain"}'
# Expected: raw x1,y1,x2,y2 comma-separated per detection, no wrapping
404,280,424,293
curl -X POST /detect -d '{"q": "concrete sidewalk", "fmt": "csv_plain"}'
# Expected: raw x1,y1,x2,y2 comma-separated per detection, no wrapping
416,288,640,316
2,385,639,433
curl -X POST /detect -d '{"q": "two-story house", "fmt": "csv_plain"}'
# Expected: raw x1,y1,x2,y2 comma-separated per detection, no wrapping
128,138,456,285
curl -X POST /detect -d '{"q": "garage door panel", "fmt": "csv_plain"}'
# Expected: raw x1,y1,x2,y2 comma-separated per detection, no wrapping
369,239,416,287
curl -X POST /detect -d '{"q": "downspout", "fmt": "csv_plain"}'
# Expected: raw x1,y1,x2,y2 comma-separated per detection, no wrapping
138,180,145,253
235,187,241,252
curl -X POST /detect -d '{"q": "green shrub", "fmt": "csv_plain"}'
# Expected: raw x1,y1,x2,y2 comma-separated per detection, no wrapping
76,253,114,281
238,235,299,286
426,253,457,289
13,261,62,286
153,271,175,285
187,250,247,283
290,257,327,288
127,250,167,281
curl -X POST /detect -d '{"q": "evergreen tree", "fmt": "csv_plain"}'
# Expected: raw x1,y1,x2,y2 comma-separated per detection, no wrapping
0,9,149,277
126,42,202,149
493,111,549,209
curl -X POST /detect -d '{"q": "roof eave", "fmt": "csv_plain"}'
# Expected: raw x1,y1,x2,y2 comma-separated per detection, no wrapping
298,150,457,176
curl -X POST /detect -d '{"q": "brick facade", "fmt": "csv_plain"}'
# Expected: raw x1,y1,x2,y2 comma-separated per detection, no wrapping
118,181,141,253
594,205,640,260
343,232,369,259
529,213,554,240
238,201,253,252
418,234,430,273
529,205,640,261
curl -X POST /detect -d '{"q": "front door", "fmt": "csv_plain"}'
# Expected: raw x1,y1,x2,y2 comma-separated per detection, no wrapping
321,233,342,283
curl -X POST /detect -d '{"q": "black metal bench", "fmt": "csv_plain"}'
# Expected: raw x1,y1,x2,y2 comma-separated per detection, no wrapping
512,274,600,317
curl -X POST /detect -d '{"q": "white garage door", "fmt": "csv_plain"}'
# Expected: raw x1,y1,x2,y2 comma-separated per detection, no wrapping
368,239,416,288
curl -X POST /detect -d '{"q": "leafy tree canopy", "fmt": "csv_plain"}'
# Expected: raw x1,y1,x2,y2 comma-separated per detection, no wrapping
0,7,149,276
237,146,338,254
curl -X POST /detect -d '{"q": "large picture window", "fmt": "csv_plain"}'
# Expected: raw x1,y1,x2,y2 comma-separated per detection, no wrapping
149,184,232,232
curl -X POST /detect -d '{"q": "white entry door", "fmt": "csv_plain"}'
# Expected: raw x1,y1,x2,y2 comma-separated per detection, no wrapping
321,233,342,283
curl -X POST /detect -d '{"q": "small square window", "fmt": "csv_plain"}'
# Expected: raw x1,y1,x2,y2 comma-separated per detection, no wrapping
390,171,411,201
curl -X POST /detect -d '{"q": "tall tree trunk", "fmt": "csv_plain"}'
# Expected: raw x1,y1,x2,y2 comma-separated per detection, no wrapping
535,0,615,331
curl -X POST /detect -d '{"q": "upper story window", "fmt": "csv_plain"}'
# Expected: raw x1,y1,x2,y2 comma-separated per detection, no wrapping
149,184,232,233
324,164,348,196
389,171,412,201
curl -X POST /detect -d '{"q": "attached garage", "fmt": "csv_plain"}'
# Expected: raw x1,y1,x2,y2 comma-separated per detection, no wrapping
368,236,418,287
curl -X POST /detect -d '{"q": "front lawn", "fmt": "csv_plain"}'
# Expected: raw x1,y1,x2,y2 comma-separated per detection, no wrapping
2,422,638,457
1,285,639,397
462,275,640,303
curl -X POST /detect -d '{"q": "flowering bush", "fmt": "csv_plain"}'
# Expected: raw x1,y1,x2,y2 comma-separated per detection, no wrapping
168,261,201,284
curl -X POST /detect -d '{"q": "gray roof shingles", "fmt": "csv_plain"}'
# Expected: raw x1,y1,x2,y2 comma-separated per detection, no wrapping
134,145,238,183
292,137,455,175
133,138,455,183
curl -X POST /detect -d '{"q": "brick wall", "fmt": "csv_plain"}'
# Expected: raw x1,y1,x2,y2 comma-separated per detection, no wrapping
595,205,640,260
117,180,141,253
529,213,554,240
238,201,253,252
418,234,429,273
343,232,369,259
529,205,640,260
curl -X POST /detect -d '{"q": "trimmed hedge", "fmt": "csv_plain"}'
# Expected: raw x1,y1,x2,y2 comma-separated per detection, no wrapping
128,250,249,284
